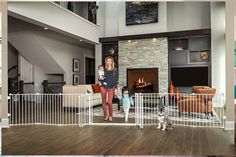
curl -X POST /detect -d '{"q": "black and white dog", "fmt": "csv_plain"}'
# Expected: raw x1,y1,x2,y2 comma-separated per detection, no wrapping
157,98,173,131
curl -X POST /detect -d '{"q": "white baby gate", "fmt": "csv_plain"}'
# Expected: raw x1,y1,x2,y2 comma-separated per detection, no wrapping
8,93,225,129
135,93,225,129
8,93,93,127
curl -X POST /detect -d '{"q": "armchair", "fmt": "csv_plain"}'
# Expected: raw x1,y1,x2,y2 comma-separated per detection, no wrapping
178,86,216,117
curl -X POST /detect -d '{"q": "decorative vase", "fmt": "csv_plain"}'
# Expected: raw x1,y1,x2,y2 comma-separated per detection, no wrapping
169,81,174,94
176,88,180,101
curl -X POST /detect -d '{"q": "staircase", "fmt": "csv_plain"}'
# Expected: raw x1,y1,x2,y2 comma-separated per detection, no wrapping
8,31,64,74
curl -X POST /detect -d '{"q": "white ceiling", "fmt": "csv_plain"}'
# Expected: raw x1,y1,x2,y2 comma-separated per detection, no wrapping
8,13,95,50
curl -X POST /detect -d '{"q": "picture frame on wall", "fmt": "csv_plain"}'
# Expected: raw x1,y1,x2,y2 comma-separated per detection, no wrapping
73,58,80,72
73,74,80,85
126,2,158,26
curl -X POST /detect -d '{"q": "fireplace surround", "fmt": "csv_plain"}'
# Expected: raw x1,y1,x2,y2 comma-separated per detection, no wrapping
119,38,168,93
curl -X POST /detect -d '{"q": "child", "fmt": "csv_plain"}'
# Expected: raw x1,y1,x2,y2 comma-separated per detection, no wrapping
97,65,106,86
117,86,134,122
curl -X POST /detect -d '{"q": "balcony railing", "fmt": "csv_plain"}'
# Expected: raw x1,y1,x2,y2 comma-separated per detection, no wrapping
42,80,66,94
54,1,98,25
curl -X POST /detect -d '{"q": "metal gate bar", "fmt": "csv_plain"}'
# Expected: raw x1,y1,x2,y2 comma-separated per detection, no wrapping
135,93,225,128
9,93,93,126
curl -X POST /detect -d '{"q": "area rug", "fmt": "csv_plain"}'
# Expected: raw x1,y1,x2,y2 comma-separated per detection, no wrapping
93,104,223,125
93,104,136,118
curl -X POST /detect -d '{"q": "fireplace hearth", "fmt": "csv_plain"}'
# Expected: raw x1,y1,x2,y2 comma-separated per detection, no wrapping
127,68,158,93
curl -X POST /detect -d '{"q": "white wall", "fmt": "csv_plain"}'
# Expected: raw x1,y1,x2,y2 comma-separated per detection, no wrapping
37,34,95,84
8,43,18,79
0,40,1,89
104,2,120,37
7,2,212,41
8,2,100,44
167,2,210,31
96,1,105,76
211,2,226,95
9,30,65,74
0,42,1,89
34,65,47,93
102,2,211,37
234,16,236,41
8,16,95,86
225,0,235,130
1,1,9,121
97,1,105,37
9,42,52,93
0,13,2,37
95,44,102,83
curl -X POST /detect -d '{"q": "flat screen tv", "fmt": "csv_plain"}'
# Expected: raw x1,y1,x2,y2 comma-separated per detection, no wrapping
171,67,208,87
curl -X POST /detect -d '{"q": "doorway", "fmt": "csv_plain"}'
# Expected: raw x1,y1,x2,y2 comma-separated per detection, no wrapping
85,57,95,84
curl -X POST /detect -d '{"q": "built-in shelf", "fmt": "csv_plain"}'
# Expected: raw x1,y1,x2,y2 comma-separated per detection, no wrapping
168,35,212,88
169,38,188,52
189,50,210,64
168,35,211,65
102,42,119,68
188,36,210,51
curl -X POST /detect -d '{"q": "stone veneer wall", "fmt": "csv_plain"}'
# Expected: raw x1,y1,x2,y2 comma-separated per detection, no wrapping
118,38,168,93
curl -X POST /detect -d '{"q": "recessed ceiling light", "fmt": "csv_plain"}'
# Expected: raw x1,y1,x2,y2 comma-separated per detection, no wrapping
128,40,131,43
80,39,83,42
44,27,48,30
152,38,156,41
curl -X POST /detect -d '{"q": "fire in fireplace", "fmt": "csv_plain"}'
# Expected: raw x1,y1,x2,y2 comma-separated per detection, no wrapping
133,77,154,93
127,68,158,93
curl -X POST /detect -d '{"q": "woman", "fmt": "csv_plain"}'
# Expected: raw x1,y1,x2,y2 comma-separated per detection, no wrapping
99,56,118,121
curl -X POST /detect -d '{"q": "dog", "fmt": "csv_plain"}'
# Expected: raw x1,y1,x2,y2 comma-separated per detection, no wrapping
157,106,173,131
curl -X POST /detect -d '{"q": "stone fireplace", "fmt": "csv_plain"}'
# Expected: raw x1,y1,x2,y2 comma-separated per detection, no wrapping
127,68,158,93
119,38,168,93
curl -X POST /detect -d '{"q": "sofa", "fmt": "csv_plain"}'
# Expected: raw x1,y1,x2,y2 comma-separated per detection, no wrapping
178,86,216,116
62,84,102,108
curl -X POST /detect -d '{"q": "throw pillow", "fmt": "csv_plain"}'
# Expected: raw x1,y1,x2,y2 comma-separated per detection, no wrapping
192,86,210,93
92,84,101,93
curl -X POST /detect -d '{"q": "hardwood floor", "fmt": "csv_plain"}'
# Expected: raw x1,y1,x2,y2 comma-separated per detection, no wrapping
93,116,135,123
2,124,234,155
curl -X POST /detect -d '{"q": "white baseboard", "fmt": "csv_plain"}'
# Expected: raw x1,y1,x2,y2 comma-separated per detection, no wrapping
224,121,234,130
0,118,9,128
